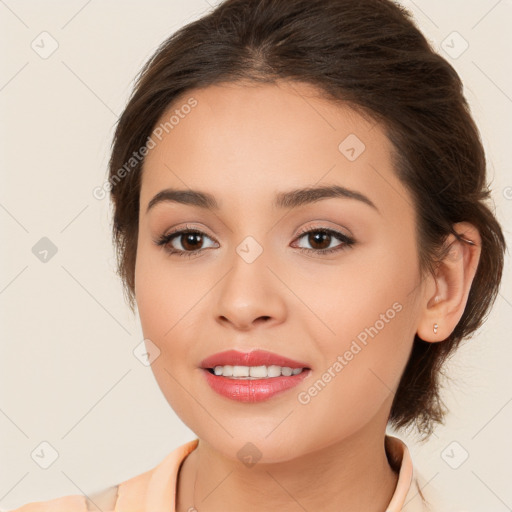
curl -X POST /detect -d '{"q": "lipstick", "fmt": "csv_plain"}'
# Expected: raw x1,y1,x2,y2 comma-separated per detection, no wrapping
200,349,312,403
200,349,310,369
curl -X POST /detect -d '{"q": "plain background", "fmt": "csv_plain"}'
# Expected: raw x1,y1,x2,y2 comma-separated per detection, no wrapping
0,0,511,510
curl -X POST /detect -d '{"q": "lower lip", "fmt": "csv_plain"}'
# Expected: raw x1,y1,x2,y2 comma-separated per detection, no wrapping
201,368,312,403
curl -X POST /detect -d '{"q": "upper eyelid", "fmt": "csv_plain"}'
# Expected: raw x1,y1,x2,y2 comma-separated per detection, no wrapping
165,225,345,236
295,223,350,236
163,225,350,245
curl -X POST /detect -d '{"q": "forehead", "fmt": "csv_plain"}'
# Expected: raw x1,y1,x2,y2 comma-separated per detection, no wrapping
139,81,412,219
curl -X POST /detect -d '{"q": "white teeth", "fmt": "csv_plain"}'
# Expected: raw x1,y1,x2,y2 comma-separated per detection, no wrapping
214,365,233,376
249,365,267,378
233,365,249,377
267,365,282,377
212,365,305,379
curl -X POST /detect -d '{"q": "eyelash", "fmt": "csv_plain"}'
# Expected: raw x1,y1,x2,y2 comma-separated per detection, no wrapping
154,224,355,259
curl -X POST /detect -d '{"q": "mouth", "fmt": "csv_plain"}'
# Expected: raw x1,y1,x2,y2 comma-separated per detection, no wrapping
203,365,310,379
199,349,312,402
200,348,311,373
200,363,312,403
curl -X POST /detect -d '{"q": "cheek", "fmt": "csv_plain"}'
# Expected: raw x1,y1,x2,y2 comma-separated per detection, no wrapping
134,243,208,380
318,230,420,354
294,303,415,448
134,242,193,338
134,246,202,422
298,242,419,425
134,258,168,339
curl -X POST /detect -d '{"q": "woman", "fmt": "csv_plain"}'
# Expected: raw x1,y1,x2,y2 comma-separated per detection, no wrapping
11,0,506,510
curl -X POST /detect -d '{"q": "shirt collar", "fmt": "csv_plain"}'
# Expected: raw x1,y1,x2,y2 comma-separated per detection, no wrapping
142,435,423,511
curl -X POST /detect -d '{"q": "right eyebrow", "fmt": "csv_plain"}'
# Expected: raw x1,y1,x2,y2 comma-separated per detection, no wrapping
146,188,218,213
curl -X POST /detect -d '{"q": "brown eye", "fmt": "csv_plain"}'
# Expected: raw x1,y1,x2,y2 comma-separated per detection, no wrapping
179,232,204,251
305,231,332,250
292,227,356,256
155,228,219,258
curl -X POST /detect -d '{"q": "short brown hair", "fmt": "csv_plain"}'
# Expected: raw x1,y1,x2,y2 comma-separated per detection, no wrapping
107,0,507,438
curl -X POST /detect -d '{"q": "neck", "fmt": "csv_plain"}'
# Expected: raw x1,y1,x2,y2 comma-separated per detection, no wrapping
176,419,399,512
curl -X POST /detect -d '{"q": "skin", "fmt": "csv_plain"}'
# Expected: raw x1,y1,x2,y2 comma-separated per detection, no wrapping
134,80,481,512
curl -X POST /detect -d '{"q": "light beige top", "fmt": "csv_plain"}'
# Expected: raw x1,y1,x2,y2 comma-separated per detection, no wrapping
9,435,440,511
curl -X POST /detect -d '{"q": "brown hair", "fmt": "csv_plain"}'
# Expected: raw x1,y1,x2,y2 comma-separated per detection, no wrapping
107,0,507,439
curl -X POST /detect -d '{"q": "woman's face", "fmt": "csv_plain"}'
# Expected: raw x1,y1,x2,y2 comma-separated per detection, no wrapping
134,81,428,462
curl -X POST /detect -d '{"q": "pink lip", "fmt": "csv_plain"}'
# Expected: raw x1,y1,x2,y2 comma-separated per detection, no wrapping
199,349,312,403
201,368,312,403
200,349,310,370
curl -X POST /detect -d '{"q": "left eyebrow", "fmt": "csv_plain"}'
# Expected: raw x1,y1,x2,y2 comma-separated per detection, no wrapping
146,184,379,214
274,184,379,213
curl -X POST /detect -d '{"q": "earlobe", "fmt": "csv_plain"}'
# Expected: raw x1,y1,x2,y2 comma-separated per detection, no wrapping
416,222,482,343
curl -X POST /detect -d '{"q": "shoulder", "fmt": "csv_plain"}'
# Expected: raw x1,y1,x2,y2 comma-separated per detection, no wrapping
6,494,89,512
385,434,445,512
6,485,121,512
408,469,445,512
6,453,171,512
7,477,148,512
7,439,199,512
6,476,149,512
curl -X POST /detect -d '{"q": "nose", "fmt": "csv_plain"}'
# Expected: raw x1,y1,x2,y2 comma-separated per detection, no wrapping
213,251,287,331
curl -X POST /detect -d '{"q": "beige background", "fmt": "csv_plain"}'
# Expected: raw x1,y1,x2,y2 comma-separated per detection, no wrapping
0,0,511,510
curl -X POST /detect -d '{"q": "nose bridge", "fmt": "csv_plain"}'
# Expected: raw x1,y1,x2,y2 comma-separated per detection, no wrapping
214,233,286,328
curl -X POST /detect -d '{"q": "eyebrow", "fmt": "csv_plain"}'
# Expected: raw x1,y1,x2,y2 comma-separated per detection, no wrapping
146,185,379,214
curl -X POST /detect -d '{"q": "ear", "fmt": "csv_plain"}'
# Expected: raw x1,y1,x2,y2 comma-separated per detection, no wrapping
416,222,482,343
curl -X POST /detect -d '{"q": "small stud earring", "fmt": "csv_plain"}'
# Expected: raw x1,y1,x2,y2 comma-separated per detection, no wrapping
433,323,438,334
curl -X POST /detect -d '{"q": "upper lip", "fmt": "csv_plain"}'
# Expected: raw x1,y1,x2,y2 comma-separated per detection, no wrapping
200,349,310,369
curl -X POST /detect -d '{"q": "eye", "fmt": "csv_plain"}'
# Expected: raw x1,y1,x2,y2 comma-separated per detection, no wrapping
154,225,218,258
154,225,355,258
292,227,355,255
